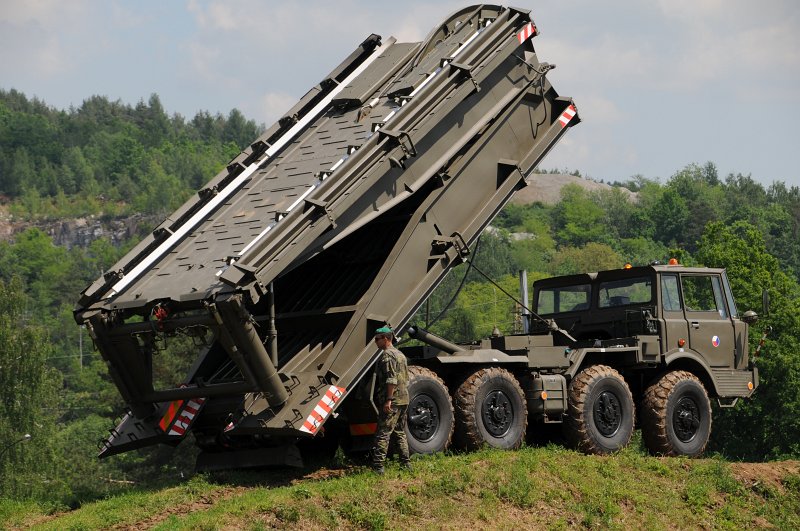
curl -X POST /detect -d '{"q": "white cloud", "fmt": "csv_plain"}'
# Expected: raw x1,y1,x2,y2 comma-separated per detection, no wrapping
0,1,90,78
1,0,797,186
656,0,725,18
259,92,297,125
655,0,800,76
185,40,223,82
0,0,89,25
388,1,464,42
573,95,627,126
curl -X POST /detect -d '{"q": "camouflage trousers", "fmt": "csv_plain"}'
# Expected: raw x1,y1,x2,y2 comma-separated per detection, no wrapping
372,404,410,467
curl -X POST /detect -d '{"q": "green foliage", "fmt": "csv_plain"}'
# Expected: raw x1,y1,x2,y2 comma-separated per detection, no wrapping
0,89,259,219
7,448,800,530
550,242,623,275
0,277,61,500
2,85,800,506
552,184,608,246
697,222,800,459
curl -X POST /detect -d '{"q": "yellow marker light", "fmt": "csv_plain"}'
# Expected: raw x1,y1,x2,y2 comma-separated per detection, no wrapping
668,258,679,265
624,263,632,269
748,381,754,390
541,391,548,400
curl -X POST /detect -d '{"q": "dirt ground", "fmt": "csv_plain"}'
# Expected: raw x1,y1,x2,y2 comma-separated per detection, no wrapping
729,460,800,493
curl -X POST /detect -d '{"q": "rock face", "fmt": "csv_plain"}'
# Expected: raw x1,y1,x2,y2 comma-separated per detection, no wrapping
510,173,638,206
0,174,632,248
46,216,151,249
0,209,158,249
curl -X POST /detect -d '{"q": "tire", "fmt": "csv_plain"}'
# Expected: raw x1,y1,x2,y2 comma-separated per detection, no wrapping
405,366,455,455
454,367,527,451
565,365,635,454
641,371,711,457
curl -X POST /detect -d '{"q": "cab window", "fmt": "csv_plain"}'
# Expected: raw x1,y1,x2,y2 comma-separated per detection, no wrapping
536,284,591,314
682,275,728,318
597,277,652,308
661,274,682,312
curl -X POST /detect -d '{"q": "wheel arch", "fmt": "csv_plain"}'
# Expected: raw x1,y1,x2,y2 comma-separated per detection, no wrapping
663,350,718,397
565,349,641,381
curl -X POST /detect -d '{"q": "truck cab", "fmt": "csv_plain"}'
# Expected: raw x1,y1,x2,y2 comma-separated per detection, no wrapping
532,263,757,396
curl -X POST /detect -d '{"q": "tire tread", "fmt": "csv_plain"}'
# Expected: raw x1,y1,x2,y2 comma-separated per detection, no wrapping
565,364,634,454
641,370,711,457
454,367,527,451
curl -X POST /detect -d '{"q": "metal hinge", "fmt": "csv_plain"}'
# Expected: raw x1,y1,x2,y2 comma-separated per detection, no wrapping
450,61,480,93
379,129,417,169
430,232,470,263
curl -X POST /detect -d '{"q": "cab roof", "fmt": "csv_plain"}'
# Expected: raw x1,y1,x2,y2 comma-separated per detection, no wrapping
533,265,727,289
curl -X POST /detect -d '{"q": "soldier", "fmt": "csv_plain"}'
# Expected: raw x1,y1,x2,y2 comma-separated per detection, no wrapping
371,326,411,474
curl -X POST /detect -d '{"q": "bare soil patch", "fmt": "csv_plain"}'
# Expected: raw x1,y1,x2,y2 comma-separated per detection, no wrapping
729,460,800,493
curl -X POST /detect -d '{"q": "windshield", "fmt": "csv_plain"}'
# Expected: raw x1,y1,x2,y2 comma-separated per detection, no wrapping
598,276,652,308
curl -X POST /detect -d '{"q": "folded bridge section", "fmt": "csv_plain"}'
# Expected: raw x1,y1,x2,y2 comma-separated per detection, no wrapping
73,5,580,458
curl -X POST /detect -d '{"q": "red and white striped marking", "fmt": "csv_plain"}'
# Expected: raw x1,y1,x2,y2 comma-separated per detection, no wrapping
517,22,537,44
558,105,577,128
299,385,345,434
167,397,206,436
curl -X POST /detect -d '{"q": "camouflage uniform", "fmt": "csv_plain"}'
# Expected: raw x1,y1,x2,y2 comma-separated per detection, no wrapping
372,346,410,469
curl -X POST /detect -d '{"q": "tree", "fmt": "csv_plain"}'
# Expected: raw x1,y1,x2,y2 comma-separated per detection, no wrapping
592,187,637,240
134,94,170,148
550,242,622,275
696,221,800,459
649,187,689,247
222,108,260,148
552,184,607,247
0,277,60,498
617,237,670,267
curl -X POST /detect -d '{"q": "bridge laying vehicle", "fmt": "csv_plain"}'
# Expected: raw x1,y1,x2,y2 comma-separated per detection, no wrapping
74,5,757,469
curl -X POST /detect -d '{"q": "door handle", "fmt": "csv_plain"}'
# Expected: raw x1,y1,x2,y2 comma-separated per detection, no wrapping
691,321,700,329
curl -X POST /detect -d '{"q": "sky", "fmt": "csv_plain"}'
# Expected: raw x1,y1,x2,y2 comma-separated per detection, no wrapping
1,0,799,187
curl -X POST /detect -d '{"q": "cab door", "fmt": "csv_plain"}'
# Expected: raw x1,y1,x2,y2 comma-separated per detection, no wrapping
659,274,689,354
681,274,735,367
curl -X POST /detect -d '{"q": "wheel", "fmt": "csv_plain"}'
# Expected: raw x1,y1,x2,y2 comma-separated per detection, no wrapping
405,366,454,454
641,371,711,457
454,367,527,451
565,365,634,454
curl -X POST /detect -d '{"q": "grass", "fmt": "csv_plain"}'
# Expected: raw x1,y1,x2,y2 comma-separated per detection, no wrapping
3,444,799,530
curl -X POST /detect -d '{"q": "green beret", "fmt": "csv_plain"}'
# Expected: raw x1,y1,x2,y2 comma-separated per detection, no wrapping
375,326,393,335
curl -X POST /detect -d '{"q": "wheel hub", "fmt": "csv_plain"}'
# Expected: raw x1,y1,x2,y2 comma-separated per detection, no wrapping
482,390,513,437
673,396,700,442
408,393,440,442
593,390,622,437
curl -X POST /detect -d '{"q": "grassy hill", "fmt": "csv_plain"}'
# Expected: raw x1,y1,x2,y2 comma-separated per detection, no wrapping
3,443,798,530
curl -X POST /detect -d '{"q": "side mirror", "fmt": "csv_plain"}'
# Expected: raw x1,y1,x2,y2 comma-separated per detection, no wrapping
742,310,758,324
762,289,770,317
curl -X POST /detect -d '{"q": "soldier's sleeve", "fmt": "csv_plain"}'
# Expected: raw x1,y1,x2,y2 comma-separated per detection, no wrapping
384,352,399,385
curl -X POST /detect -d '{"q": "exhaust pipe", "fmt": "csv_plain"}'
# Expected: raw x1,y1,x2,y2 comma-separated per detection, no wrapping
406,325,463,354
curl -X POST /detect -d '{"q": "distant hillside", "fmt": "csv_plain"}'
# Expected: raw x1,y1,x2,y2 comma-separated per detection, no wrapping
511,173,638,205
0,173,637,249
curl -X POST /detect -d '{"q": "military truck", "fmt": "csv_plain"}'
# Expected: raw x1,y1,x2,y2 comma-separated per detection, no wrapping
389,262,758,458
74,4,756,468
